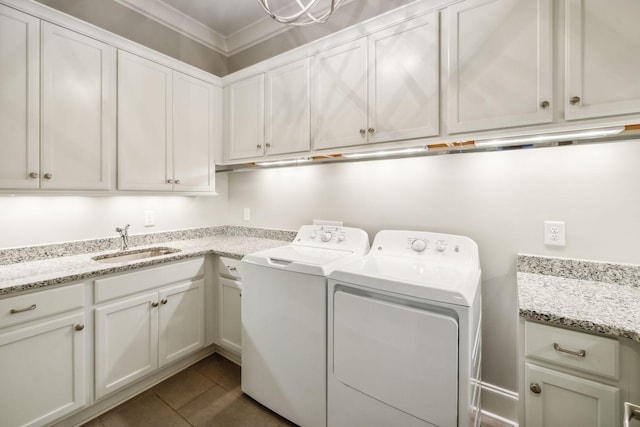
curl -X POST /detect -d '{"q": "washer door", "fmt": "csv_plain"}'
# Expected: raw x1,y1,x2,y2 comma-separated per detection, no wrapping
333,291,458,426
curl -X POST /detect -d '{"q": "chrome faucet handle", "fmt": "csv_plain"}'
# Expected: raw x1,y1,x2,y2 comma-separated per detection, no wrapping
115,224,131,251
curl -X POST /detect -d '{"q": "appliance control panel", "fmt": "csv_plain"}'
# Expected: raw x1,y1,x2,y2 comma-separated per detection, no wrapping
371,230,479,265
293,225,370,253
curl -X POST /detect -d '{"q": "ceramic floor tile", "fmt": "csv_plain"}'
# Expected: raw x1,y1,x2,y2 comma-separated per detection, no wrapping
100,392,190,427
194,353,241,393
80,417,105,427
153,365,215,410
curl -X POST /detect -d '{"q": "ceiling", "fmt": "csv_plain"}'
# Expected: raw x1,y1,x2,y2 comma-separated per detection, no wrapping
112,0,383,56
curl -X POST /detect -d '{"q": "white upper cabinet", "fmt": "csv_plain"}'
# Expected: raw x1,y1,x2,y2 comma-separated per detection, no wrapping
41,22,116,190
368,12,439,143
446,0,553,133
118,50,173,191
226,74,265,160
312,39,368,150
173,72,215,192
118,51,216,192
266,58,311,156
0,5,39,190
565,0,640,120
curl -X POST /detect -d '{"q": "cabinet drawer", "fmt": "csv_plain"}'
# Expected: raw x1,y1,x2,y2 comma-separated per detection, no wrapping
219,257,242,279
525,321,619,378
95,257,205,303
0,284,85,329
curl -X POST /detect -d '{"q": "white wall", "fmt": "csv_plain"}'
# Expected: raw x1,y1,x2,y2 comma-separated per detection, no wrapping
226,139,640,401
0,174,229,248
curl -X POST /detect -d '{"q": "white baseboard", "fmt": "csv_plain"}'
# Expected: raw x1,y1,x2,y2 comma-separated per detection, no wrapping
480,381,519,426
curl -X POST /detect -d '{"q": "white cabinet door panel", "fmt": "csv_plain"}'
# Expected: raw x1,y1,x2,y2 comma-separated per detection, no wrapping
227,74,265,160
173,72,215,192
159,279,205,366
525,363,619,427
219,276,241,354
565,0,640,119
266,58,311,156
95,292,159,399
41,22,116,190
368,13,439,143
0,5,40,189
447,0,552,133
118,51,173,191
0,312,86,427
313,39,368,150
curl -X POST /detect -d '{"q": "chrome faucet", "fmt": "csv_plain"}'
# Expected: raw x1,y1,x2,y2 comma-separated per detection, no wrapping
115,224,130,251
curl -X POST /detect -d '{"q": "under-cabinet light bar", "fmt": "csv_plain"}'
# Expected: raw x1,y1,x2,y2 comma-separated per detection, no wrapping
342,147,428,159
255,158,311,167
474,126,625,148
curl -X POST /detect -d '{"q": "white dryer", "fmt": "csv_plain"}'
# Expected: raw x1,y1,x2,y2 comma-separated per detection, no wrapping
327,230,482,427
241,225,370,427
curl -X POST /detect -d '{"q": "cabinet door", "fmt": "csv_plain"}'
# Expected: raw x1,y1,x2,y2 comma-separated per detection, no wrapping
41,22,116,190
173,72,215,192
565,0,640,120
219,277,242,354
368,12,439,143
158,279,205,366
446,0,552,133
313,39,368,150
266,58,311,156
525,363,619,427
226,74,265,160
0,5,39,189
95,292,159,399
118,51,173,191
0,313,86,427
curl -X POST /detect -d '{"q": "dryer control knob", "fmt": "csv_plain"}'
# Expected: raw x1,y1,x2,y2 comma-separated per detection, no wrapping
310,232,317,239
435,240,447,252
411,239,426,252
320,231,333,242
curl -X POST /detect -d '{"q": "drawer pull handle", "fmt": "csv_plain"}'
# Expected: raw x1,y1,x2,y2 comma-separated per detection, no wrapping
10,304,36,314
228,266,237,271
554,342,586,357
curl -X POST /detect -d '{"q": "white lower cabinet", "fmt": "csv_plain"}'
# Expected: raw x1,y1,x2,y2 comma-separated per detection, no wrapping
521,320,621,427
0,283,86,427
217,257,242,355
525,363,618,427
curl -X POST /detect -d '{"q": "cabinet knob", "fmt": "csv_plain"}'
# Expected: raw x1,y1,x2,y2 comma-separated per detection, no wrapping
75,324,85,331
151,302,159,307
174,179,181,184
359,128,366,135
540,100,550,109
44,173,53,180
167,179,174,184
29,172,38,179
161,299,168,304
530,383,542,394
569,96,581,105
368,128,375,133
266,143,271,148
257,144,262,149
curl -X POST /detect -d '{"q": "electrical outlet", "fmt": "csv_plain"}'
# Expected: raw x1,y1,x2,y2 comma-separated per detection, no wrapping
144,210,155,227
544,221,565,246
243,208,251,221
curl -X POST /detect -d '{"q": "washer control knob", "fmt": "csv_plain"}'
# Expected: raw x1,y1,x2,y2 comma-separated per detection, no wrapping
338,234,345,242
320,231,332,242
411,239,427,252
310,232,317,239
435,240,447,252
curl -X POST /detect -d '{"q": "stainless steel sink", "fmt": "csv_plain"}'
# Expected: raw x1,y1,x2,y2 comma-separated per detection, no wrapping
92,247,181,263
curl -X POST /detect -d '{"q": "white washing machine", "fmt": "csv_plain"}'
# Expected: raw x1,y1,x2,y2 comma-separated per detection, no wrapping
327,230,482,427
241,225,370,427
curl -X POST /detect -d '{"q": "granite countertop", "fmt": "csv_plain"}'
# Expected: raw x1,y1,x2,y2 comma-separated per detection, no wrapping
517,254,640,342
0,226,295,297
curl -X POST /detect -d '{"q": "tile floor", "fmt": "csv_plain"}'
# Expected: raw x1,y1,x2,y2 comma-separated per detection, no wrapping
82,353,295,427
82,352,509,427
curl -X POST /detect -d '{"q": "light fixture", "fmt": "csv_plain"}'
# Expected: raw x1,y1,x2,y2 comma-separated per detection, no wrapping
257,0,345,26
474,126,625,148
341,147,428,159
255,158,312,167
